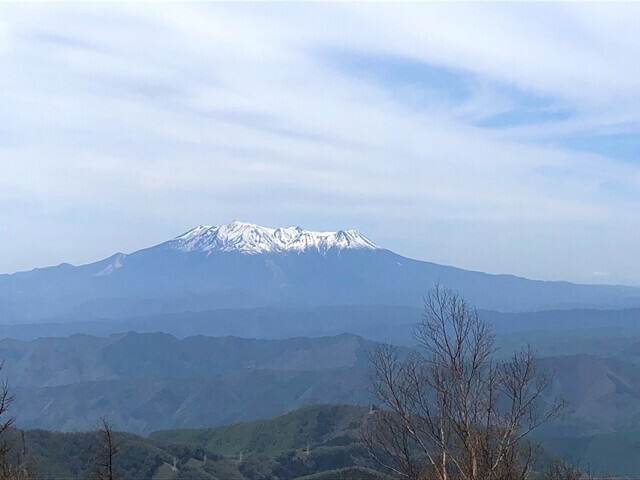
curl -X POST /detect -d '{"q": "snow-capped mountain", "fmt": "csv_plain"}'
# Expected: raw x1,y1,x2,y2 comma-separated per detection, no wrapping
2,220,640,323
169,221,379,255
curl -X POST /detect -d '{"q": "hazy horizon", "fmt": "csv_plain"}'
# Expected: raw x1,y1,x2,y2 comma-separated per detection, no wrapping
0,219,636,289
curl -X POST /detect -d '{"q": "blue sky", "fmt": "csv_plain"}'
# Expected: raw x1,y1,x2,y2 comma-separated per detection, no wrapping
0,3,639,285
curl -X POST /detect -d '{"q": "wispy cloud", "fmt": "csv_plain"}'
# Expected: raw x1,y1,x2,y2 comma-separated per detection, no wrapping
0,3,638,284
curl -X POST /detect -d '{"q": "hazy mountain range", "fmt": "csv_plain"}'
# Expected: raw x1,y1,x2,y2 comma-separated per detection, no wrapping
1,305,639,348
1,221,640,324
6,332,376,433
3,330,640,439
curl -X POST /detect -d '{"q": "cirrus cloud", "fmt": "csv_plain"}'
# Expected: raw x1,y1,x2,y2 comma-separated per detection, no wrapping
0,2,638,285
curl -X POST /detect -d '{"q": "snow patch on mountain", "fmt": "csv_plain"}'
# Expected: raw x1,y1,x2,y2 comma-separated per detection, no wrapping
95,253,127,276
169,221,379,255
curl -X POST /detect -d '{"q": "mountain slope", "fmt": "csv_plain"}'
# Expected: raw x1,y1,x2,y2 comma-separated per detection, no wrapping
17,405,640,480
2,332,379,433
17,403,640,479
1,221,640,323
13,367,373,433
149,403,369,457
3,331,640,436
12,405,391,480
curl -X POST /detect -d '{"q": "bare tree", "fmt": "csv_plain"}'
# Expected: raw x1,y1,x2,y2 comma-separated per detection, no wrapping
543,460,584,480
0,362,35,480
0,362,16,479
365,285,564,480
0,460,35,480
88,418,121,480
0,364,15,463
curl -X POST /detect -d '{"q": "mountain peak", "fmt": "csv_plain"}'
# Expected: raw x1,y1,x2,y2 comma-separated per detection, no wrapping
169,221,379,255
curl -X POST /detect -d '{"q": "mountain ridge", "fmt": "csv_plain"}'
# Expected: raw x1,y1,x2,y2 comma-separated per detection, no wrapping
1,221,640,322
4,331,640,438
165,220,379,256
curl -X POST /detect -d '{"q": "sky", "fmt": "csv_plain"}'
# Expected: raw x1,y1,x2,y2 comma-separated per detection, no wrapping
0,3,639,285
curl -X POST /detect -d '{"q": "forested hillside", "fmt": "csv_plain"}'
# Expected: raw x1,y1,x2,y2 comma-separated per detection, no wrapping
17,405,390,480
